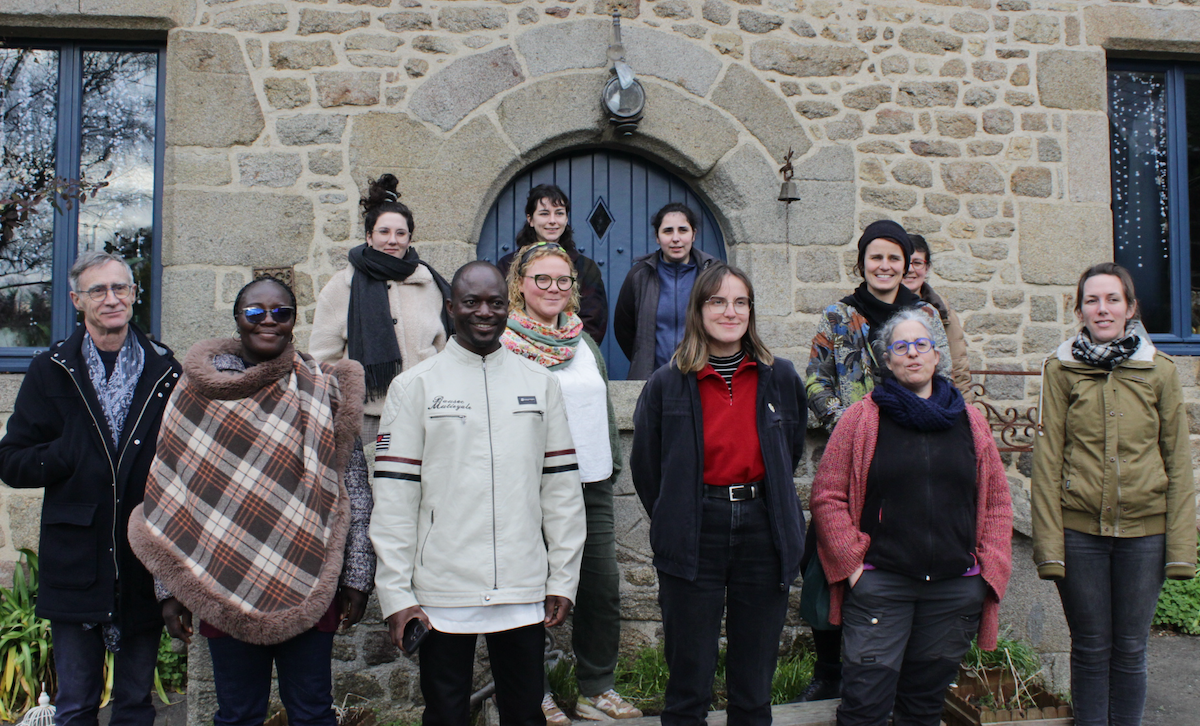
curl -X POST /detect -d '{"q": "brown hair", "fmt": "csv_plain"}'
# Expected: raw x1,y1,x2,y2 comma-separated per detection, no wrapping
361,173,415,239
672,262,773,374
1074,262,1139,318
505,243,581,318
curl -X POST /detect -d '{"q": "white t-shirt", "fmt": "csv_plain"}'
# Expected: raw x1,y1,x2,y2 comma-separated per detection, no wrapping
553,341,613,484
424,603,544,634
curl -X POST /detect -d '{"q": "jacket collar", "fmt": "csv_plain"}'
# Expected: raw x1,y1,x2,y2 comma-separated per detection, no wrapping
445,336,510,366
640,247,717,271
51,323,173,370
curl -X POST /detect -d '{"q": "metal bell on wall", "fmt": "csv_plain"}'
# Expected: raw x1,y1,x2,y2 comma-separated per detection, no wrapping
778,180,801,203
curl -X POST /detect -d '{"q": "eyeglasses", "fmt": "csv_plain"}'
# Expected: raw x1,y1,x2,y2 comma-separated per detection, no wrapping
82,283,135,302
705,296,752,313
240,306,296,324
526,274,575,291
909,259,927,270
887,338,934,355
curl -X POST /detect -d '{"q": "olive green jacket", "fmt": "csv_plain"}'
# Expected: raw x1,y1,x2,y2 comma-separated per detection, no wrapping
1031,337,1196,581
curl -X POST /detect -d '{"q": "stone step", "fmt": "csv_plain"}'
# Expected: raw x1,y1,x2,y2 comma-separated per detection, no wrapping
602,700,840,726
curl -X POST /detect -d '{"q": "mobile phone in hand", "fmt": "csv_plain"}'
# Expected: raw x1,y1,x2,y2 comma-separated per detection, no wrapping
402,617,429,654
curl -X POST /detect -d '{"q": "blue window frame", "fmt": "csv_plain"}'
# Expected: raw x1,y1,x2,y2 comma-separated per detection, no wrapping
1108,60,1200,353
0,40,165,371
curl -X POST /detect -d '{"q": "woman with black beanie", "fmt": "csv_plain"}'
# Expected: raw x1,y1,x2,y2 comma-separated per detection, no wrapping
797,219,953,702
311,174,451,445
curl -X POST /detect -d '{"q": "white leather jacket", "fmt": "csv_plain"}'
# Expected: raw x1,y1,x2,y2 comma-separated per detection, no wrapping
369,338,586,618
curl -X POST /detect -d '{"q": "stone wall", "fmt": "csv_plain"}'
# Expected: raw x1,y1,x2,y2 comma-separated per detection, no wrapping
3,0,1200,720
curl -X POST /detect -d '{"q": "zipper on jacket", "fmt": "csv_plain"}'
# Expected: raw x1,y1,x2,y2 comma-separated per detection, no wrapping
482,355,498,590
1108,371,1121,533
53,355,121,585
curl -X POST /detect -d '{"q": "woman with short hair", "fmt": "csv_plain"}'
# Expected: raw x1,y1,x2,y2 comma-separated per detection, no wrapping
130,277,375,726
614,202,717,379
1032,262,1195,726
311,173,450,445
632,263,807,726
811,308,1012,726
500,242,639,723
902,234,973,399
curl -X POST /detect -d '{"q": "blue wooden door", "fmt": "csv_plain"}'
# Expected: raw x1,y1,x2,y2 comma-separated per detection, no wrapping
477,149,726,380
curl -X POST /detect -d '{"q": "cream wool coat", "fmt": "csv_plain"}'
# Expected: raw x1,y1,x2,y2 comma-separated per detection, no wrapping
310,263,447,416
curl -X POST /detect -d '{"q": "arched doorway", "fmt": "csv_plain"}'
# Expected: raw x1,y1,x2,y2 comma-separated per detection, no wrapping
478,149,726,380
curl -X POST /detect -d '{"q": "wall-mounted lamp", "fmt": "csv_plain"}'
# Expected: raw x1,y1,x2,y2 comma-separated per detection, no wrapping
604,11,644,135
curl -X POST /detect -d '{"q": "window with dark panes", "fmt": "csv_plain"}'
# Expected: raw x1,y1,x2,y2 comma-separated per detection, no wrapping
1109,61,1200,352
0,42,163,370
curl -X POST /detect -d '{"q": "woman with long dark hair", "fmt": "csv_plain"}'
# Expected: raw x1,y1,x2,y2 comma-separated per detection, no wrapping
632,263,807,726
311,173,449,445
1032,262,1195,726
497,184,608,343
130,277,375,726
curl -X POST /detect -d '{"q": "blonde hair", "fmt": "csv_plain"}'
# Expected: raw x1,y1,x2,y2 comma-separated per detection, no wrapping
505,242,581,318
672,263,774,375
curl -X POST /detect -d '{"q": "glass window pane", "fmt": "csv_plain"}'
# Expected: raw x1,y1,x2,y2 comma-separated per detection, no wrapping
77,50,158,334
1110,70,1172,334
0,48,58,348
1188,72,1200,335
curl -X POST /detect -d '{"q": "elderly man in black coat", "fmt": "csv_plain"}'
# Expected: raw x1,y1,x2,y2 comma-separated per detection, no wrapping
0,251,181,726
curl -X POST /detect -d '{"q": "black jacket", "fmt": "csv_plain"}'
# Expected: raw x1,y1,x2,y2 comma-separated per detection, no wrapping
614,249,717,380
0,324,181,631
631,357,808,588
497,248,609,343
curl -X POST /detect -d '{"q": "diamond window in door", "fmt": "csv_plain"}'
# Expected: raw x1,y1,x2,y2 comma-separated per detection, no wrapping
588,198,614,239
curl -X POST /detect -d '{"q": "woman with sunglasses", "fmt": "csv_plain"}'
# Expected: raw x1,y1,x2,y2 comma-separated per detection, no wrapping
632,263,807,726
810,309,1012,726
497,184,609,343
130,277,376,726
500,242,639,724
312,173,450,446
798,220,953,702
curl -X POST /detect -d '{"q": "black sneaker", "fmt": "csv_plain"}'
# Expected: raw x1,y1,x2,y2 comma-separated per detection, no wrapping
793,677,842,702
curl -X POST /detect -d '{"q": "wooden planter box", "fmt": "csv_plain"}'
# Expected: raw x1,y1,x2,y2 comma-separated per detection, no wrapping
943,668,1073,726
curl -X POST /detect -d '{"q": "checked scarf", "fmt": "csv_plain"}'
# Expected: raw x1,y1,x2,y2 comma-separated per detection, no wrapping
1071,325,1140,370
501,309,584,370
129,339,364,645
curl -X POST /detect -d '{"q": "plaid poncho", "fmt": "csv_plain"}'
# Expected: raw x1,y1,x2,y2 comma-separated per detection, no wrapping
129,339,364,645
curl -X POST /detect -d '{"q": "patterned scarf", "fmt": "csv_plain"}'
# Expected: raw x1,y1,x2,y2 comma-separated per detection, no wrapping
501,309,584,370
1070,325,1140,370
128,339,364,646
83,331,145,447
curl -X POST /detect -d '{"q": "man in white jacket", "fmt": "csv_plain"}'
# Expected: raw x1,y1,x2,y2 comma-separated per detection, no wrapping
371,261,586,726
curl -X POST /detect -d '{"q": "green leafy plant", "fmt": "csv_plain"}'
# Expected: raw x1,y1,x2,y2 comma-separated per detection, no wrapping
154,631,188,699
960,633,1046,711
0,549,55,722
1154,534,1200,634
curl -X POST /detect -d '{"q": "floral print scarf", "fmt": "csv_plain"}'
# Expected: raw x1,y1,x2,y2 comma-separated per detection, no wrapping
501,309,584,370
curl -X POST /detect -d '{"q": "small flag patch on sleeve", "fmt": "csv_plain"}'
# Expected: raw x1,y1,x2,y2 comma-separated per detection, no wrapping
375,433,390,452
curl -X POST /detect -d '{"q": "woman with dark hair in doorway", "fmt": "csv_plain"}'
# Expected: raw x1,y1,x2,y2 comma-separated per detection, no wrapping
311,173,450,447
632,262,807,726
614,202,717,380
497,184,609,343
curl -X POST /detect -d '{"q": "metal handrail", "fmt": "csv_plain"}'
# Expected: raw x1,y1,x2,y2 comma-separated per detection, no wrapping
966,370,1040,453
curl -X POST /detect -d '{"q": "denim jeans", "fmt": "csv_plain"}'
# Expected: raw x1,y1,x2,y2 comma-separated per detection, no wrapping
207,629,337,726
420,623,545,726
657,497,790,726
51,623,160,726
837,571,985,726
1056,529,1165,726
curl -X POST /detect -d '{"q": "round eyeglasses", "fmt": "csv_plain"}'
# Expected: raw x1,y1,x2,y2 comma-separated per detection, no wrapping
526,274,575,291
886,338,934,356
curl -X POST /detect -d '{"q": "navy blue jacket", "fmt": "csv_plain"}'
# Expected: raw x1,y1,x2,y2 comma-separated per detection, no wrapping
0,324,180,631
631,356,808,588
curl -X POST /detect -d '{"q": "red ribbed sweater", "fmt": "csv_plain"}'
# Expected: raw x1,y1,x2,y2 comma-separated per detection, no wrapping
809,395,1014,650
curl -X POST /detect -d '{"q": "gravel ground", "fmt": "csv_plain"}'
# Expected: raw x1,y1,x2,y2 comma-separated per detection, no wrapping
1143,630,1200,726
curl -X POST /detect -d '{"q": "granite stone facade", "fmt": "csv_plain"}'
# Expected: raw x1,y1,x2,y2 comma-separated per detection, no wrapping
3,0,1200,720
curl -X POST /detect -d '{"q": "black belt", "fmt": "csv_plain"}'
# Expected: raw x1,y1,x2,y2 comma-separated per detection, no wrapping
703,482,762,502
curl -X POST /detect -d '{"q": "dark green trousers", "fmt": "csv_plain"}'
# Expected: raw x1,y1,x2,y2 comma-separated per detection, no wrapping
546,478,622,697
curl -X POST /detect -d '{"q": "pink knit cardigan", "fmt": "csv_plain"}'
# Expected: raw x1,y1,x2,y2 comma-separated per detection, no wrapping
809,395,1014,650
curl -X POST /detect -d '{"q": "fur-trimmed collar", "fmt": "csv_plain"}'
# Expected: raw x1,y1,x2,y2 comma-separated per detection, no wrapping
1054,333,1156,364
183,338,296,400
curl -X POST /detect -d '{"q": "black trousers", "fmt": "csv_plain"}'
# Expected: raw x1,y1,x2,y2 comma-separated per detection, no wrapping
657,497,790,726
419,623,545,726
838,570,986,726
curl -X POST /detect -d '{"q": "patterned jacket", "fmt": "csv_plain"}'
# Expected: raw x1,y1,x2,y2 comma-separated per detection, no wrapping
805,300,951,433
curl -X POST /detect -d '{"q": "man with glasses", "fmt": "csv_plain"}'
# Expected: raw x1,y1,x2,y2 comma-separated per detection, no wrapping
0,251,181,726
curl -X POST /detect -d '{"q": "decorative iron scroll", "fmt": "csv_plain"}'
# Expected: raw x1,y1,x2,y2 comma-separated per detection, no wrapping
966,370,1041,453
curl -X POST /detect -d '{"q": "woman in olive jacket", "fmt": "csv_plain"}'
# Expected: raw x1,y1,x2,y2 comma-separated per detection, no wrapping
1032,262,1195,726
